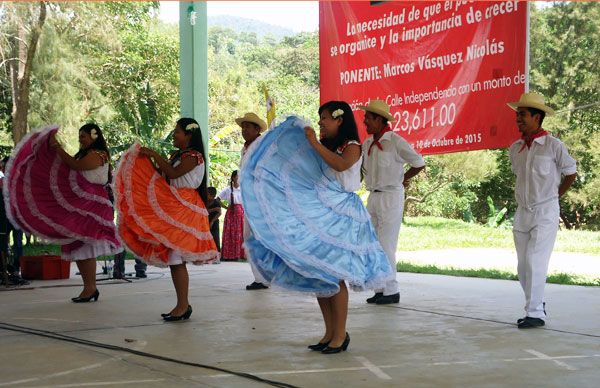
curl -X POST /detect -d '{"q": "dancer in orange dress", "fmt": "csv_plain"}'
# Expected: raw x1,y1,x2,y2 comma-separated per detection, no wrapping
114,118,218,321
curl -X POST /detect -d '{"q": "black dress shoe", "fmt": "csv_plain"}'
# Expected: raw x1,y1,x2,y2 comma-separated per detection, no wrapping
163,305,192,322
71,289,99,303
308,341,330,351
322,333,350,354
517,317,545,329
135,272,147,278
518,303,546,323
246,282,268,290
366,292,383,304
375,293,400,304
8,274,30,286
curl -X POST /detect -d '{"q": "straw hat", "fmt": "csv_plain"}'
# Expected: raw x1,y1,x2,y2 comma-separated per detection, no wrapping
507,92,555,116
235,112,267,132
358,100,395,122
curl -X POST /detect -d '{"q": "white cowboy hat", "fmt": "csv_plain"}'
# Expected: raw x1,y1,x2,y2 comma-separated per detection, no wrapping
507,92,555,116
358,99,396,122
235,112,267,132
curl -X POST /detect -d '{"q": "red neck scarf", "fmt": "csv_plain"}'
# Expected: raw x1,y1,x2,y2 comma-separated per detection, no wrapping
518,129,548,153
368,127,392,156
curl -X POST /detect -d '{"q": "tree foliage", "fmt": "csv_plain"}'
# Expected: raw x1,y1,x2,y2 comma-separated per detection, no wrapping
0,1,47,144
205,27,319,190
529,2,600,229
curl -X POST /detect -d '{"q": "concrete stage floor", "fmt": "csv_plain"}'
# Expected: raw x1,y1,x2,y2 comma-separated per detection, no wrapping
1,262,599,387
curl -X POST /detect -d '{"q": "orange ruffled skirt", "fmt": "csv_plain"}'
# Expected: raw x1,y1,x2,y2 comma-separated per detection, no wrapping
114,144,219,267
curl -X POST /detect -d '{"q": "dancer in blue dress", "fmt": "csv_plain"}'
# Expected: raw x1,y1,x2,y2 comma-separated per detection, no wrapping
240,101,393,354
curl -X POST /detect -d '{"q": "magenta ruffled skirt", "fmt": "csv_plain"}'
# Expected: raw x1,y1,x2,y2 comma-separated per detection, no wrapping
2,125,121,260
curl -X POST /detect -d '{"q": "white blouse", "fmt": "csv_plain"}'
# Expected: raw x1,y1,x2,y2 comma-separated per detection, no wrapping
78,150,109,185
218,186,242,205
334,140,362,192
81,164,109,185
170,160,205,189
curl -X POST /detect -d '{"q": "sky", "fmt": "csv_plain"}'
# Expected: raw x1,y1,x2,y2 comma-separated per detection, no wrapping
158,1,320,32
157,1,556,33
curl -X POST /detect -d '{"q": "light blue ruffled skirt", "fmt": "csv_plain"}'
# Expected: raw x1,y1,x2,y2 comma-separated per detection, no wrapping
240,116,394,297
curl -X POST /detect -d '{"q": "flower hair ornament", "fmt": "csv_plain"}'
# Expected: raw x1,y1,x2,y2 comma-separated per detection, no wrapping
90,128,98,140
331,109,344,119
185,123,200,131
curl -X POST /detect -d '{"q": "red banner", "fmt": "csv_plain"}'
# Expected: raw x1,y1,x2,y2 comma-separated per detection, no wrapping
319,1,528,155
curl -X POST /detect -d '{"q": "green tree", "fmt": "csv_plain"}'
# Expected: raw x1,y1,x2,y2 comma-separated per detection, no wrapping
205,28,320,190
1,1,163,153
467,2,600,230
528,2,598,228
0,1,47,144
406,151,499,221
94,20,179,154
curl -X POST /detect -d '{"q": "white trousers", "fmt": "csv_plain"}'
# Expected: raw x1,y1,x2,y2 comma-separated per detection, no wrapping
513,201,559,319
243,216,268,284
367,190,404,296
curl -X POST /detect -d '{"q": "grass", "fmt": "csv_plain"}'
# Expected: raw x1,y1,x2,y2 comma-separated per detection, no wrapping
398,261,600,287
21,217,599,256
22,244,138,261
398,216,600,255
17,216,600,286
22,244,60,256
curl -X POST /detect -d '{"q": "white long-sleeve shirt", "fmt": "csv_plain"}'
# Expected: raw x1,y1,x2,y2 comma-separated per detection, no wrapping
509,134,576,210
218,186,242,205
362,131,425,192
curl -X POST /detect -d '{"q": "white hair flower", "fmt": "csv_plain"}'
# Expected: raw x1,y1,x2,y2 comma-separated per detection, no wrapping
331,109,344,119
186,123,200,131
90,128,98,140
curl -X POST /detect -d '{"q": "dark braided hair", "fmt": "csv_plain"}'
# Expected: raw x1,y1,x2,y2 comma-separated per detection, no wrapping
73,123,114,201
229,170,238,205
171,118,209,205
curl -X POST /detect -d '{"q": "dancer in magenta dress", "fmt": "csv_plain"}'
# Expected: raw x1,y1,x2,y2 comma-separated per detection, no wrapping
3,124,121,302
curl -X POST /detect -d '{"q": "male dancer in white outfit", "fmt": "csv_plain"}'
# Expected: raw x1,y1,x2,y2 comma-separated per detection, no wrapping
507,92,577,328
360,100,425,305
236,112,270,291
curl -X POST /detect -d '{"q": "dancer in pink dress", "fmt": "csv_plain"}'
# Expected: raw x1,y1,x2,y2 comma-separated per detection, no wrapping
3,124,121,302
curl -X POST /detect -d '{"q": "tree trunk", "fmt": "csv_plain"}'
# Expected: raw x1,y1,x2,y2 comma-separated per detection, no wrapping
405,179,449,205
10,1,47,145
